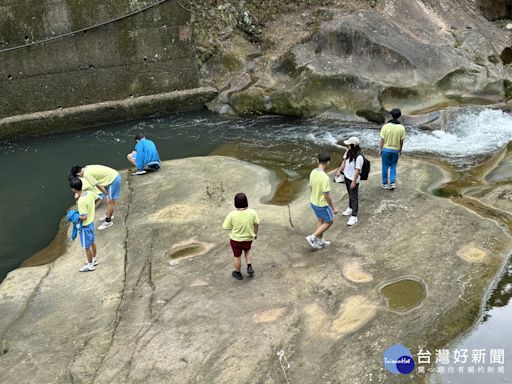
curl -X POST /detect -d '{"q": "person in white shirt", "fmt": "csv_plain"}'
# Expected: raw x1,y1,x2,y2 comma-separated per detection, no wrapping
335,137,363,226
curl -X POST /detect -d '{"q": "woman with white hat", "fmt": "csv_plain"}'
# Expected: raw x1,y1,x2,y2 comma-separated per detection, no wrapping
335,136,363,226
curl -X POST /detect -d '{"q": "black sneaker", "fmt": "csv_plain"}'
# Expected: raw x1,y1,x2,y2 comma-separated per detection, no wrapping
247,266,255,276
232,271,243,280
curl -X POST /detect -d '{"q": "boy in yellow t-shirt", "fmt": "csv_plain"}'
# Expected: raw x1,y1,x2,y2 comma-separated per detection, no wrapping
69,178,97,272
222,193,260,280
306,153,338,249
70,164,121,230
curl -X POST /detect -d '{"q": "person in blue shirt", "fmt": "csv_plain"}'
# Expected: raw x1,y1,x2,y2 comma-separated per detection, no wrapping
127,133,161,175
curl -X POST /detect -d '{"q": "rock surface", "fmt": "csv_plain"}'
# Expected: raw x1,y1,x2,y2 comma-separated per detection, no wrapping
0,156,510,383
194,0,512,119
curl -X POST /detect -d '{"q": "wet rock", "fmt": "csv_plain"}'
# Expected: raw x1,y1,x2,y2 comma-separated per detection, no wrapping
356,109,385,125
198,1,512,117
0,157,510,383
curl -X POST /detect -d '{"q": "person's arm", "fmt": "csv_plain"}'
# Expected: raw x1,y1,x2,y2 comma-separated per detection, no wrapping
336,150,348,176
324,192,337,214
222,214,232,230
399,127,405,155
253,224,259,240
351,169,361,189
351,155,363,189
96,184,108,198
336,159,345,176
379,138,384,155
77,199,88,221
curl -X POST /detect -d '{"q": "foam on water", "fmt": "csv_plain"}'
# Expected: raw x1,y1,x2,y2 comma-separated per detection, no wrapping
406,109,512,157
281,109,512,161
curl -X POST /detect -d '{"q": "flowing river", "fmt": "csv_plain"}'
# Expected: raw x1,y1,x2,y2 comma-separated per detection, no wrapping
1,108,512,382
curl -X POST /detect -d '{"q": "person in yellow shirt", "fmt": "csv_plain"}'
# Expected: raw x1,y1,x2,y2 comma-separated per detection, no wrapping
222,193,260,280
306,153,337,249
67,174,104,208
69,178,97,272
379,108,406,190
71,164,121,230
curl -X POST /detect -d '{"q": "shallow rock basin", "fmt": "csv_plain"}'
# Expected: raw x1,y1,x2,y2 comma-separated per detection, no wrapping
164,241,212,260
381,278,427,312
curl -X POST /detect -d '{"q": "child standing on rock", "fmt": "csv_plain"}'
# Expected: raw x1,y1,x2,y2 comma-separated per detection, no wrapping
223,193,260,280
69,178,98,272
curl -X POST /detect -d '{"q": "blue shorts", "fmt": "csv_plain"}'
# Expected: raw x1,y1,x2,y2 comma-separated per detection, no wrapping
80,223,95,250
130,153,137,161
96,193,105,201
311,204,334,223
107,174,122,200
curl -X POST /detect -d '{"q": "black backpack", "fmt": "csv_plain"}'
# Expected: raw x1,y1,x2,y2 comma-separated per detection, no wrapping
360,155,371,180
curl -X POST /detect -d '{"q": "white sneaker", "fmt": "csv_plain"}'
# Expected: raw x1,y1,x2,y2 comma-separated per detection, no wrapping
342,207,353,216
100,214,114,221
347,216,358,226
132,170,147,175
98,221,114,230
389,183,396,190
317,238,331,247
79,263,96,272
382,184,389,190
306,235,321,249
84,258,98,266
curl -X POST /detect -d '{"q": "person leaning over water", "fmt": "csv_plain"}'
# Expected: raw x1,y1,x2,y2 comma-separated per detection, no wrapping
306,153,338,249
335,137,363,226
67,174,104,209
379,108,406,190
70,164,121,230
69,178,98,272
127,133,161,175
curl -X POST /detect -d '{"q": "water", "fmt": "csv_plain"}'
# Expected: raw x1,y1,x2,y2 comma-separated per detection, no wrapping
406,109,512,159
2,108,512,281
1,107,512,382
430,256,512,384
381,278,426,312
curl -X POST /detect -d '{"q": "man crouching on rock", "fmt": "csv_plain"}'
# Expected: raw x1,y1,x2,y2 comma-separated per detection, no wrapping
70,178,97,272
223,193,260,280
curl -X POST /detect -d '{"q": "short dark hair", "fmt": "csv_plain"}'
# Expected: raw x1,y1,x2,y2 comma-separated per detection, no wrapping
318,153,330,163
234,192,248,209
391,108,401,119
70,165,83,177
135,133,145,141
69,177,83,191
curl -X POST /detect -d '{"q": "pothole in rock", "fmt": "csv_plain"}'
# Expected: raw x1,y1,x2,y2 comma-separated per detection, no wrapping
381,278,426,312
165,241,213,261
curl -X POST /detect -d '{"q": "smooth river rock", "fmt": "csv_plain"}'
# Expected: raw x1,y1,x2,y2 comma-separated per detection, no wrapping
201,0,512,118
0,156,510,383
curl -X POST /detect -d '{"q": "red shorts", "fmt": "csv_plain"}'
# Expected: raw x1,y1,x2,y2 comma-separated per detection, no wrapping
230,239,253,257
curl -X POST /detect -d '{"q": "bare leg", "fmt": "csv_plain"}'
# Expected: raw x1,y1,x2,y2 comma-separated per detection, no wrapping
95,198,103,209
106,199,116,219
85,247,94,263
91,243,97,259
314,222,333,238
245,249,253,265
127,151,137,167
233,256,241,272
315,218,325,239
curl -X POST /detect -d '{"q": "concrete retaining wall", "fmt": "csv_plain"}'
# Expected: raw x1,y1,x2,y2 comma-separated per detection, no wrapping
0,0,202,134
